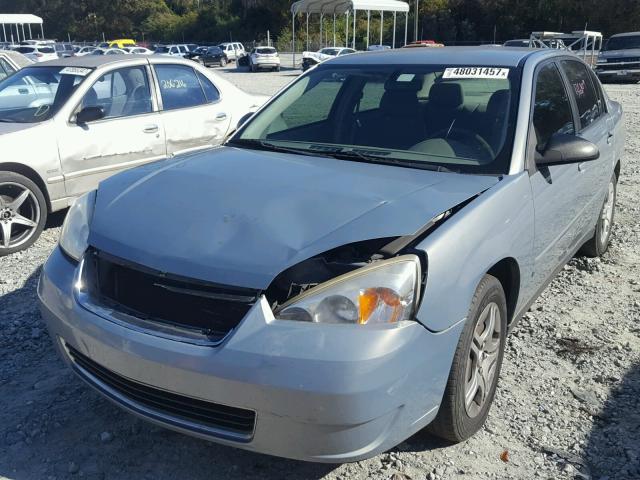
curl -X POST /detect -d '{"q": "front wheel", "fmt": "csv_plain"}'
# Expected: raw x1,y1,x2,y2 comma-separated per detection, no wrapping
220,58,227,67
580,173,617,257
0,171,48,256
428,274,507,442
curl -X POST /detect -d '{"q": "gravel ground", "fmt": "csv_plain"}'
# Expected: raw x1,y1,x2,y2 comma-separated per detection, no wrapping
0,79,638,480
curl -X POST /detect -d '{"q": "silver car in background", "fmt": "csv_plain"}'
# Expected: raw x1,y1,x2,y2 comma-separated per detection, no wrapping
596,31,640,83
0,50,32,80
0,55,267,255
39,47,624,462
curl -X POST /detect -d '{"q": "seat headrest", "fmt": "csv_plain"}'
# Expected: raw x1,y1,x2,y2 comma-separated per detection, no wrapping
429,82,464,109
380,89,420,116
486,89,510,116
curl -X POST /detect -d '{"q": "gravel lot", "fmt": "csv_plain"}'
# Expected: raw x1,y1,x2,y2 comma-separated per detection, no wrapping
0,74,638,480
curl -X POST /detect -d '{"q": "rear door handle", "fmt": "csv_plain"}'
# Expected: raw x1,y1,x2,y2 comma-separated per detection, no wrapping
215,112,227,121
143,124,159,134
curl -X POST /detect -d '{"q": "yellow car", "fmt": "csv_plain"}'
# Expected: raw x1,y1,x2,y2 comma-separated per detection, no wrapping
108,39,135,48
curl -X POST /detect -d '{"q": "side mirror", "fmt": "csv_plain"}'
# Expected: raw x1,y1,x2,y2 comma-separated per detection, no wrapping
536,133,599,166
76,106,105,124
236,112,253,130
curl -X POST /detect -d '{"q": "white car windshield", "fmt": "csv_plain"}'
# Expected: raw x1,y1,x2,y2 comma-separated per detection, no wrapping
233,64,521,174
319,48,340,56
0,66,90,123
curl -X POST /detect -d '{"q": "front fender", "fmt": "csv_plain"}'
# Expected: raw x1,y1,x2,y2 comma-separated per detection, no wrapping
414,172,535,332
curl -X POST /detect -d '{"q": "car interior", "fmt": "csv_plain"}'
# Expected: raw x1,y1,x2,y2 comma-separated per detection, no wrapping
265,70,513,165
81,67,152,119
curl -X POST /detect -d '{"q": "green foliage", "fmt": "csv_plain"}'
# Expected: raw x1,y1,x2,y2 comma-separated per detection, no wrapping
0,0,638,45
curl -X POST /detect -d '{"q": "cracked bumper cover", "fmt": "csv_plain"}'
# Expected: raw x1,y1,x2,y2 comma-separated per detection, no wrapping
38,246,462,462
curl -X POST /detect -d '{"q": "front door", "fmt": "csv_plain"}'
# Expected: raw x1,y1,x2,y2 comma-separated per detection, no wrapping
528,61,584,291
57,65,166,197
154,64,231,156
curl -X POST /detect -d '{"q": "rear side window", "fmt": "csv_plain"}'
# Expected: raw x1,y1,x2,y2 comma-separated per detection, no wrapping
196,71,220,103
532,63,575,149
0,58,15,80
561,60,601,130
155,64,206,110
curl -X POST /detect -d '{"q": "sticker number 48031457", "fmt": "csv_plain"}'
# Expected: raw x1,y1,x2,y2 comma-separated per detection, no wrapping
443,67,510,79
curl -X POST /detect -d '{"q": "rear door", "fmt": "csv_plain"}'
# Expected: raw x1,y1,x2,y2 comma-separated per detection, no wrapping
559,58,614,234
528,61,584,290
57,64,166,196
153,63,231,155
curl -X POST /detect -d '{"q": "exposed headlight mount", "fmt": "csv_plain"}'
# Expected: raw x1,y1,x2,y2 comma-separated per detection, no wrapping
274,255,421,326
59,190,96,261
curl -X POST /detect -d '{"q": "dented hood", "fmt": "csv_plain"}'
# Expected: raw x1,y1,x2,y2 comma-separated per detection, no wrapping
89,147,499,289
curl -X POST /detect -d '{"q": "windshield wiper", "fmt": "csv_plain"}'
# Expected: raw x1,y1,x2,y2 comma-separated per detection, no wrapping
228,138,333,158
328,149,459,173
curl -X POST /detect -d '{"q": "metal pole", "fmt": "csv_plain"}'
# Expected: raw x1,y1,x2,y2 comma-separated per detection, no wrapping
2,24,6,43
404,12,408,46
366,11,370,50
15,24,19,43
21,24,25,40
306,13,309,50
41,23,44,40
28,24,32,39
353,10,356,49
380,11,383,46
345,11,349,47
414,0,419,42
320,13,324,48
393,12,396,48
333,14,336,47
292,12,296,68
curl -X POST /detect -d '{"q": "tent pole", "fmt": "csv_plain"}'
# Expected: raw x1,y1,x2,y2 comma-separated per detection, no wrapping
292,11,296,68
320,13,323,48
353,9,356,49
306,13,309,51
393,12,396,48
40,23,44,39
21,24,25,40
333,13,336,46
345,11,349,47
380,11,383,46
366,11,370,50
2,24,6,42
404,12,408,46
28,24,32,39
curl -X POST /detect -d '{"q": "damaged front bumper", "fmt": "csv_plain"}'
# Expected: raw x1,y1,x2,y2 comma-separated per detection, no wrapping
38,246,463,463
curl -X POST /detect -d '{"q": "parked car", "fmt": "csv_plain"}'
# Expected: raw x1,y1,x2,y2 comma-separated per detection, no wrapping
595,31,640,83
197,46,228,67
91,48,128,56
185,43,199,52
301,46,356,70
0,55,267,255
54,43,76,58
123,46,154,55
154,44,189,57
14,45,58,63
108,39,136,49
218,42,246,61
503,39,535,48
0,50,32,80
75,46,97,56
38,47,624,462
367,44,391,51
248,46,280,71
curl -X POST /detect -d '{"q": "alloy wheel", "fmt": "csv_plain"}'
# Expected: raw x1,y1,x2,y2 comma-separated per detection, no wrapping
464,302,502,418
0,182,41,249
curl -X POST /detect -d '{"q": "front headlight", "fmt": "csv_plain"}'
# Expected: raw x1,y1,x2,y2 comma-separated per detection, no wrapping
59,190,96,261
275,255,421,326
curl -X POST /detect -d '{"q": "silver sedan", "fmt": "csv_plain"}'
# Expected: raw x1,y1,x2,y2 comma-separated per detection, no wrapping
39,46,624,462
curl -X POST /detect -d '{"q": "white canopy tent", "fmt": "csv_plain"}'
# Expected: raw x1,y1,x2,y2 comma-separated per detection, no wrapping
290,0,410,64
0,14,44,43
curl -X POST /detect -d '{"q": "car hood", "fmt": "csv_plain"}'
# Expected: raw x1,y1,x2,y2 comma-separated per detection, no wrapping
89,147,499,290
599,48,640,59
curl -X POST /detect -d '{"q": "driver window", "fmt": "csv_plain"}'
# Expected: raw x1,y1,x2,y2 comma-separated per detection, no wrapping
0,58,14,81
80,66,152,120
532,63,575,150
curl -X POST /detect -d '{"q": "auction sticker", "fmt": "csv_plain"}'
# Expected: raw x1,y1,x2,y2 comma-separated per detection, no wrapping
443,67,510,79
60,67,92,76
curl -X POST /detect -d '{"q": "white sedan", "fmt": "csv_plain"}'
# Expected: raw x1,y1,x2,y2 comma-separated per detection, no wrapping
0,55,268,255
301,47,356,71
124,47,154,55
14,45,58,63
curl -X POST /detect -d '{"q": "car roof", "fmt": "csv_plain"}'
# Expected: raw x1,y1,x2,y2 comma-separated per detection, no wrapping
329,46,547,67
29,55,143,68
610,31,640,38
0,50,33,68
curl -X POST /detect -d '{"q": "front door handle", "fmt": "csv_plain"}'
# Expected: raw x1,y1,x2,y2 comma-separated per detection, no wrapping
215,112,228,121
607,132,614,145
143,124,159,134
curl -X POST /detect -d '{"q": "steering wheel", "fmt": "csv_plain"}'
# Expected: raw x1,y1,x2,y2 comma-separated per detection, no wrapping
428,127,495,161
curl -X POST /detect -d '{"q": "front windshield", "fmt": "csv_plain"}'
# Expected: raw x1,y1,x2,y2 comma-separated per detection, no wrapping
155,46,169,53
319,48,340,56
233,64,520,174
0,66,90,123
605,35,640,51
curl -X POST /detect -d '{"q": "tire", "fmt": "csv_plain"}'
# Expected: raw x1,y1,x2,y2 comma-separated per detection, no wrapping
428,274,507,442
580,172,617,257
250,63,257,73
0,171,48,257
220,58,227,67
275,66,280,72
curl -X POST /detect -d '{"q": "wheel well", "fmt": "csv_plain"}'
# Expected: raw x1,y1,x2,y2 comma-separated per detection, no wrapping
487,258,520,325
0,163,51,213
614,160,621,180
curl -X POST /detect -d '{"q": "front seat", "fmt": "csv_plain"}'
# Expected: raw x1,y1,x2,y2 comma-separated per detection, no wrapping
367,76,426,150
423,82,465,137
483,89,510,154
122,69,151,116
